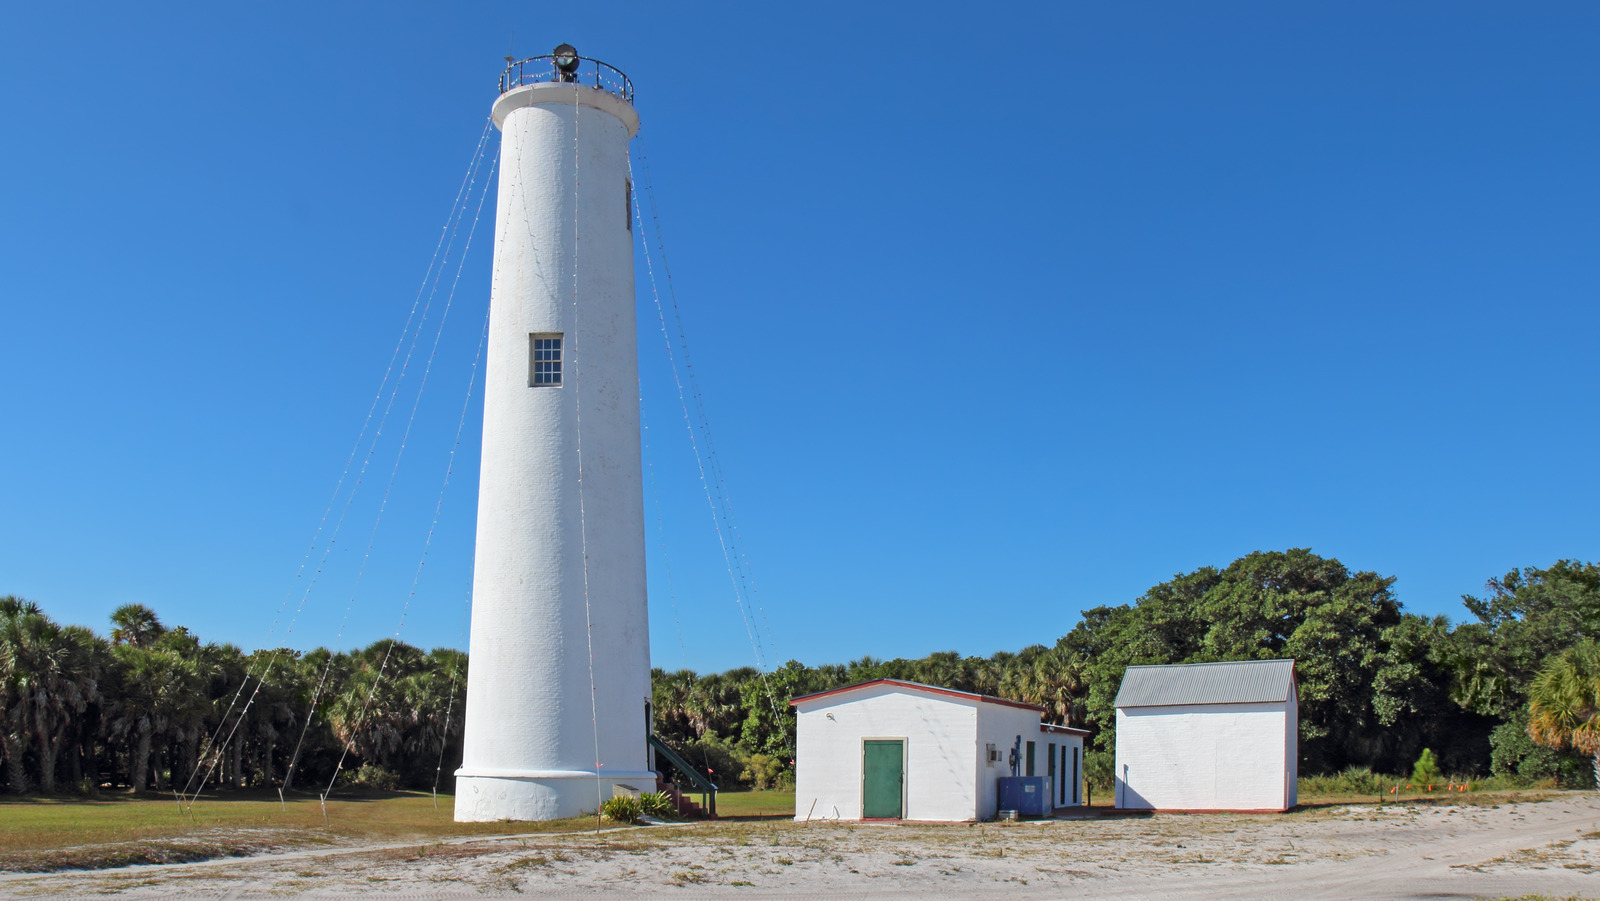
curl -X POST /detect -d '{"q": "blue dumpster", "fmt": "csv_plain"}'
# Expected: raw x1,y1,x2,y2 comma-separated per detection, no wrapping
996,776,1050,817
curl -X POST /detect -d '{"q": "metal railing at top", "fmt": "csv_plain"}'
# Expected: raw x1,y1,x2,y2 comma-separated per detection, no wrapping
498,55,634,103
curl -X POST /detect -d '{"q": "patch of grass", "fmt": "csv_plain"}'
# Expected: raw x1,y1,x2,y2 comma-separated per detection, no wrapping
0,788,602,873
715,790,795,819
670,867,708,885
497,855,551,872
0,839,255,874
1292,786,1564,810
1297,768,1560,806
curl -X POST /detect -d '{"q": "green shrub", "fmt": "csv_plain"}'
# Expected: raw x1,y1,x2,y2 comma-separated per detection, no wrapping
639,791,677,820
1084,750,1115,792
601,794,642,824
1489,710,1594,787
1465,773,1551,791
1298,766,1390,796
341,764,400,791
1490,711,1561,780
1411,749,1442,785
739,753,785,790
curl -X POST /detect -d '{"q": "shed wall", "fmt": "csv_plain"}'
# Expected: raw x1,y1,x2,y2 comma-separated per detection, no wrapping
972,704,1054,819
794,686,978,822
1115,700,1291,811
1285,682,1298,807
1042,731,1086,809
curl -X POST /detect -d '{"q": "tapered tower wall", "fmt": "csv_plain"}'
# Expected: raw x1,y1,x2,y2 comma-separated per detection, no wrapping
455,82,652,822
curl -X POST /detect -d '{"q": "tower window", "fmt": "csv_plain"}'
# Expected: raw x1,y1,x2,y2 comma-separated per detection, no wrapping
529,334,562,387
625,178,633,233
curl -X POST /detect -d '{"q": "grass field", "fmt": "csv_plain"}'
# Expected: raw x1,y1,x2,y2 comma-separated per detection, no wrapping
0,783,1563,874
0,789,624,872
0,787,795,873
709,789,794,818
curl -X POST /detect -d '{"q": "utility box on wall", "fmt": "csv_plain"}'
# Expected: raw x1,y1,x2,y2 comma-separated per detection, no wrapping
996,776,1050,817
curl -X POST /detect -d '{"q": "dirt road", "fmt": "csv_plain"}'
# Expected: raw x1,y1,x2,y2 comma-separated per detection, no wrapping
3,794,1596,899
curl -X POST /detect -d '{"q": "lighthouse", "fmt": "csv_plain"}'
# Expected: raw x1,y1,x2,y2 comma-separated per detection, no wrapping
454,46,653,822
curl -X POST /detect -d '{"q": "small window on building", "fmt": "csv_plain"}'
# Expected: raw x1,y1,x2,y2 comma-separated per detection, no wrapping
624,178,633,233
530,333,562,387
985,743,998,767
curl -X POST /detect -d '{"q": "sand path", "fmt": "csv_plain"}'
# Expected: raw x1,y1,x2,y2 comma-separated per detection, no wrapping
3,794,1596,899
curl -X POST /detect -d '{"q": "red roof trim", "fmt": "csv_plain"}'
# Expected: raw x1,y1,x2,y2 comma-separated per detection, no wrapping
789,678,1046,714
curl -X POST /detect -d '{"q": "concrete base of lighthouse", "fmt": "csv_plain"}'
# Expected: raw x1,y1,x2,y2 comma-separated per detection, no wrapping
454,768,661,822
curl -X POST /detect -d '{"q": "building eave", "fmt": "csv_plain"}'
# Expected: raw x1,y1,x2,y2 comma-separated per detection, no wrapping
789,678,1046,714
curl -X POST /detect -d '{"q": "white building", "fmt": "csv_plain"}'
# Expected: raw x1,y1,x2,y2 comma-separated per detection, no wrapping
1113,659,1298,812
792,679,1088,822
456,48,654,822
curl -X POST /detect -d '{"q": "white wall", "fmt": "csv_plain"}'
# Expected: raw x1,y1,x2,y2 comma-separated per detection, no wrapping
1285,683,1298,808
1042,731,1086,809
794,686,980,822
1115,701,1291,811
972,704,1056,819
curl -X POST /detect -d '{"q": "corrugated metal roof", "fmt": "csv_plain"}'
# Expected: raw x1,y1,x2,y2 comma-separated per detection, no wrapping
1113,659,1295,708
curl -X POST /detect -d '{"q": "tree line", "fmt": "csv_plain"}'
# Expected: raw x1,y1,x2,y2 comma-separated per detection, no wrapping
0,598,464,795
654,550,1600,791
4,548,1598,796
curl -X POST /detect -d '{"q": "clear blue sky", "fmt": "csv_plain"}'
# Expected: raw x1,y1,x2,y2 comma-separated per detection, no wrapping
2,2,1596,674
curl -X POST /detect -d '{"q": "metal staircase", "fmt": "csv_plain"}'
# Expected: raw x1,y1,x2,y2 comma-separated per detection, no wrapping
649,734,718,818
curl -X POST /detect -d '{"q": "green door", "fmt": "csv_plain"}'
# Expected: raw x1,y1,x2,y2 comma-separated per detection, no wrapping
862,740,904,818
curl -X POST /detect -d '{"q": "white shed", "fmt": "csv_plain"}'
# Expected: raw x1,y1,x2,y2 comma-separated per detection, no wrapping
791,679,1087,822
1113,659,1298,812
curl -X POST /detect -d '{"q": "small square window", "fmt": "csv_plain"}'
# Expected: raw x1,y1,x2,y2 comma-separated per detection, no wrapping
529,333,562,387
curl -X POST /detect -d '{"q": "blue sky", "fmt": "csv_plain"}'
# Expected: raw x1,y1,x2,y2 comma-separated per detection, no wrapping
2,2,1596,674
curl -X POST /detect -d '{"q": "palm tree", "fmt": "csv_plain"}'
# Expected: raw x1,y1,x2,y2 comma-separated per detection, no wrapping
153,628,215,791
323,640,430,784
652,668,698,741
998,647,1090,727
191,642,249,790
912,651,982,693
691,670,753,739
0,596,43,792
411,648,467,786
1526,639,1600,790
0,599,100,793
239,648,306,786
110,643,203,792
109,604,165,649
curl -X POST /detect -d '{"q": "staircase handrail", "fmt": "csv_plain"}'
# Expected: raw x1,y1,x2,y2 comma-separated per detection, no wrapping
648,734,719,796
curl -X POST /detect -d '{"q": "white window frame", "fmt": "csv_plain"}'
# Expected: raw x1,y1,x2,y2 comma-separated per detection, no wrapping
529,333,563,387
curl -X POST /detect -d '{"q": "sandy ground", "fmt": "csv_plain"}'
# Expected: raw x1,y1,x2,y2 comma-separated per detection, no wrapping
2,795,1598,899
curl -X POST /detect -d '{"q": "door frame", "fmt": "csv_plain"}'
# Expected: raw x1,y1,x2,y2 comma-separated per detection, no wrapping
860,737,906,819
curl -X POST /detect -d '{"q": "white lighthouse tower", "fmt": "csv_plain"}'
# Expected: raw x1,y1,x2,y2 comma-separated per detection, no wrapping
454,46,653,822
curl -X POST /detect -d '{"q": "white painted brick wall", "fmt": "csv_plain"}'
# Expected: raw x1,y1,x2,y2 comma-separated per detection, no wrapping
795,686,978,822
1114,701,1293,811
794,686,1084,822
